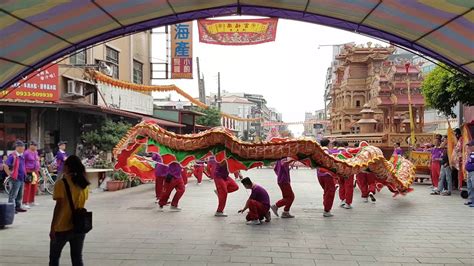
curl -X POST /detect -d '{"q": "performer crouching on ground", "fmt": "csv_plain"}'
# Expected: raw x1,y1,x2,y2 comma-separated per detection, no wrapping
158,162,185,212
317,138,337,217
270,158,295,218
213,160,239,217
238,177,271,225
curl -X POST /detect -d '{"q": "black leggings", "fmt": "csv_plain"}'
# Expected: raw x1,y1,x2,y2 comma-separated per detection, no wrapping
49,231,85,266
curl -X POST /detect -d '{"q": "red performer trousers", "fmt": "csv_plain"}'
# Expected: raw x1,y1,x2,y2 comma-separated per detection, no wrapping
214,177,239,212
338,175,354,205
430,161,441,188
246,199,269,221
23,182,38,204
356,173,376,198
318,175,336,212
275,182,295,212
193,166,204,183
155,176,165,200
181,169,190,185
159,178,185,207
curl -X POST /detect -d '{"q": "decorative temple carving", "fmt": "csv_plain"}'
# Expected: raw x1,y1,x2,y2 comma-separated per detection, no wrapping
329,44,425,136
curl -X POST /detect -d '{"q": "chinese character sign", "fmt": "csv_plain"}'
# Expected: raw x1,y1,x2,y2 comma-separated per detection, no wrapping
1,64,59,101
198,18,278,45
171,21,193,79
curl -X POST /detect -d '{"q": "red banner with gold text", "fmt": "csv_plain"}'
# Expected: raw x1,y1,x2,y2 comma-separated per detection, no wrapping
1,64,59,101
198,18,278,46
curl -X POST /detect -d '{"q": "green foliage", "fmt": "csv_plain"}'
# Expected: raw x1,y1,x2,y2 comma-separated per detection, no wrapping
422,65,474,118
195,107,221,127
82,119,131,152
113,170,130,181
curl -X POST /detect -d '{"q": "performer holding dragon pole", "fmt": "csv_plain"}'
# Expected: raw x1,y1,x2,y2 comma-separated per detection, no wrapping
213,160,239,217
270,158,295,218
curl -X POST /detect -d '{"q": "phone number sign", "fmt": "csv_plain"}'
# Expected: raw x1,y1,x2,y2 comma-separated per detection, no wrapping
1,64,59,101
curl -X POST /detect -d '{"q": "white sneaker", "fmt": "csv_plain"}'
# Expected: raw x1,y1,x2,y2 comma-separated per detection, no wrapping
323,211,333,217
246,220,262,225
197,182,201,186
339,200,346,207
369,192,376,203
32,202,39,206
281,211,295,218
362,197,369,203
23,204,31,209
270,204,279,217
342,204,352,209
169,206,182,212
214,211,228,217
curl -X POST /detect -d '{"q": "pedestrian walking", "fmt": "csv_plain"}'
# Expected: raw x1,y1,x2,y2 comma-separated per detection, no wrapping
23,141,41,208
56,141,68,177
158,162,185,211
270,158,295,218
238,177,271,225
49,155,90,266
4,140,28,213
213,160,239,217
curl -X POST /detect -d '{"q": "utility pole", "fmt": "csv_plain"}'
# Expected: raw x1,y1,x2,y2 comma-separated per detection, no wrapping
196,57,206,103
217,72,221,111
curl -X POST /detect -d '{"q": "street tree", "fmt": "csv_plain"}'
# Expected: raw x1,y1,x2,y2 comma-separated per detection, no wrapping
82,119,131,152
421,65,474,118
195,107,221,127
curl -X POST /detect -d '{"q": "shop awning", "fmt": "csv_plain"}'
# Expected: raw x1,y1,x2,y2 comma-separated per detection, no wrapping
0,99,185,128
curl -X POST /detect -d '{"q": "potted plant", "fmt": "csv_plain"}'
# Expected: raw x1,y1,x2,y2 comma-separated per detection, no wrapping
107,170,126,191
114,170,130,190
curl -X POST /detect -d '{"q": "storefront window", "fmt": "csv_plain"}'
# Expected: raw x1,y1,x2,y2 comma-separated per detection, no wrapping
0,110,27,151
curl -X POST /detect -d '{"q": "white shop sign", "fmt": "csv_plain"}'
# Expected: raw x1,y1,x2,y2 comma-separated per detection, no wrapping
97,82,153,115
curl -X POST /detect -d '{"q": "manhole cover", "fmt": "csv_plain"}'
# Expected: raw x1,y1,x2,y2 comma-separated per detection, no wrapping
127,206,155,210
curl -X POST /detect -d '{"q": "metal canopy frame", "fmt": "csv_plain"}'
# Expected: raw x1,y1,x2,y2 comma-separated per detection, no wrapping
0,1,472,89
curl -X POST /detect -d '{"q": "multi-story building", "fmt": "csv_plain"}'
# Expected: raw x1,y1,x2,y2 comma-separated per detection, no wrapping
0,32,156,155
327,43,433,150
303,109,328,138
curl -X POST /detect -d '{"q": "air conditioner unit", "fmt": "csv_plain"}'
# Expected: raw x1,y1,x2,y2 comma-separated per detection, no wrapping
67,80,84,96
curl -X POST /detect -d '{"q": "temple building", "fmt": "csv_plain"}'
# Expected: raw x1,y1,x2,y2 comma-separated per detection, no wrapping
327,43,433,151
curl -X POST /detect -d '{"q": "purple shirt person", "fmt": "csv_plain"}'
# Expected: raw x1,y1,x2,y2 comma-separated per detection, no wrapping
214,162,229,180
24,147,40,172
393,143,403,156
6,151,27,181
274,159,290,184
431,147,443,161
250,184,271,208
55,141,68,174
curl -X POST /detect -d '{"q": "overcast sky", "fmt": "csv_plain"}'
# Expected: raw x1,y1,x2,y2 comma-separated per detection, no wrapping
151,17,385,136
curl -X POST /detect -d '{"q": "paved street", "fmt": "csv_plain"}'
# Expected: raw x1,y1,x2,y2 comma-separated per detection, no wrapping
1,168,473,266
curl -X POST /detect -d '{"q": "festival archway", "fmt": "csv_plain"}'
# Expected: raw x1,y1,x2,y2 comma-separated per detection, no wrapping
1,1,472,89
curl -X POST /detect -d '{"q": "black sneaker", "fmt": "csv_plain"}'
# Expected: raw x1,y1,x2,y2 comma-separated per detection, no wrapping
15,208,27,213
369,192,376,202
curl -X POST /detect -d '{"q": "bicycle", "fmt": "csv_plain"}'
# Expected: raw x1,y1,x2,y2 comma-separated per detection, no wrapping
3,167,57,195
